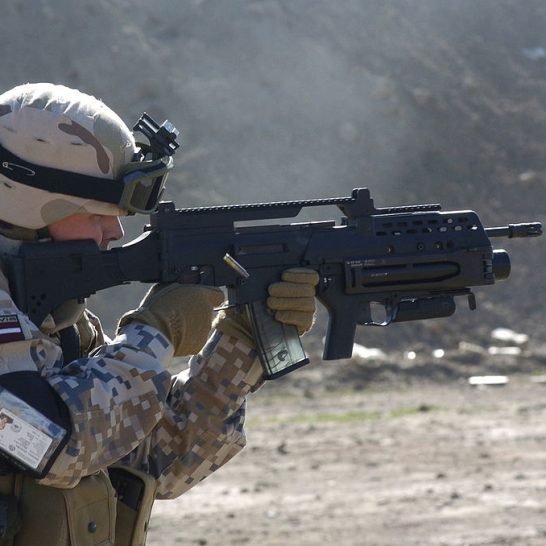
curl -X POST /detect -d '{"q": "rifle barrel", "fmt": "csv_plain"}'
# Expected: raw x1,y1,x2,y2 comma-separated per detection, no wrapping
485,222,542,238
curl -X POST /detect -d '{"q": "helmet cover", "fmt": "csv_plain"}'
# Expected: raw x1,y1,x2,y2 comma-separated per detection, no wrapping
0,83,136,229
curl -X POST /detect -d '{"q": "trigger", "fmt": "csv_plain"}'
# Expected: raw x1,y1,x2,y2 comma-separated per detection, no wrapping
361,301,396,326
356,306,372,325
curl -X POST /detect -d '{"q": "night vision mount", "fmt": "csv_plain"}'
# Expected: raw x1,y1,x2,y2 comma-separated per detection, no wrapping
133,113,180,159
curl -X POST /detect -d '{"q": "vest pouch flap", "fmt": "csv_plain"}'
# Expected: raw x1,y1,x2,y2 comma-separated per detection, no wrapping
63,470,116,546
15,472,115,546
108,466,157,546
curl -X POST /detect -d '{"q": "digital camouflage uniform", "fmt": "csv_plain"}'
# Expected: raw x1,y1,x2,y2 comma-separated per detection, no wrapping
0,243,262,545
0,83,266,545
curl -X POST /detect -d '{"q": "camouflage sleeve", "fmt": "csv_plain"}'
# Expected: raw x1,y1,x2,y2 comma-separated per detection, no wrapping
117,330,264,499
0,268,262,493
39,322,174,488
0,272,176,488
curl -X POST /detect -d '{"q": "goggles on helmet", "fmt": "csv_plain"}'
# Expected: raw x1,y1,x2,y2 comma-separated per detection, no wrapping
0,113,180,215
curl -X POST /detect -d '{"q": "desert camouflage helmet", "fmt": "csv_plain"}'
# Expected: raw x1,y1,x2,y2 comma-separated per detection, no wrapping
0,83,136,229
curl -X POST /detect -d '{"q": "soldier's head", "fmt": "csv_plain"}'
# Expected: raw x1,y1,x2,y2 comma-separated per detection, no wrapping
0,83,174,247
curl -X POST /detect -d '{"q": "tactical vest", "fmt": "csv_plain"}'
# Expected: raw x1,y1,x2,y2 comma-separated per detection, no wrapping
0,465,157,546
0,255,159,545
0,327,158,545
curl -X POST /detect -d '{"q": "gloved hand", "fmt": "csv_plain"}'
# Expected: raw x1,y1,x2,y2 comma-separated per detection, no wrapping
214,268,319,348
118,284,225,356
76,309,107,356
267,268,319,335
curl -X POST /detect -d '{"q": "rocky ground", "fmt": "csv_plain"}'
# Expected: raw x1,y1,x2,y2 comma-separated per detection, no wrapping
145,333,546,546
147,351,546,546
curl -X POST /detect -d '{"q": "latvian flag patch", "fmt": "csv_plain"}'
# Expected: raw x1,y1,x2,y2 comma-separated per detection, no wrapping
0,315,25,343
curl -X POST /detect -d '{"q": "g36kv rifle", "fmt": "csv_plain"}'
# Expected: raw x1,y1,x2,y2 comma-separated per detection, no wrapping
5,188,542,379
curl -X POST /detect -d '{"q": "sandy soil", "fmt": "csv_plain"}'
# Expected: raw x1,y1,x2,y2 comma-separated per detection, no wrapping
146,371,546,546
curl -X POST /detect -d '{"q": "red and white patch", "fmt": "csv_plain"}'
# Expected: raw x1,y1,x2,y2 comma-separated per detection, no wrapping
0,315,25,343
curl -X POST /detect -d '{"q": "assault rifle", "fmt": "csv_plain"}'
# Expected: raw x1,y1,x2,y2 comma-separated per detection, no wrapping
4,187,542,378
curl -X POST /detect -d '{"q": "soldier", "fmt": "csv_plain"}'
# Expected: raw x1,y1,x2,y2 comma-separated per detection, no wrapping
0,83,318,545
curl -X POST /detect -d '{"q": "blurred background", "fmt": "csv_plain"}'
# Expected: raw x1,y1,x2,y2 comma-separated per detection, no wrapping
1,0,544,357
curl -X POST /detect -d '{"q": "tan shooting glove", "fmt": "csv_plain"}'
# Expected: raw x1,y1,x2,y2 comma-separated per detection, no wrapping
214,268,319,348
118,284,225,356
76,309,107,356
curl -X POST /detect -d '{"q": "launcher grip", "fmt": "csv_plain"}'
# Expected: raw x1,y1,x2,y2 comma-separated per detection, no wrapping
323,311,359,360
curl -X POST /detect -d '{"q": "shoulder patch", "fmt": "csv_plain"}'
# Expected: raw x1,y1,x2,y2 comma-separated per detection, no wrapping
0,315,25,343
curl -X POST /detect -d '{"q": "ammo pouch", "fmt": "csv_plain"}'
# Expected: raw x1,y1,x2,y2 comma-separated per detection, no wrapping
108,466,157,546
0,471,116,546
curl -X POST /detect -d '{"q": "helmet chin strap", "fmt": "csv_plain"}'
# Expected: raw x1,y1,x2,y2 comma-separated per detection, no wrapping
0,220,50,241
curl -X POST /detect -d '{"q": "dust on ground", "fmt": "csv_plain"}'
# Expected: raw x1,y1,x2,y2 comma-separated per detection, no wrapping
147,347,546,546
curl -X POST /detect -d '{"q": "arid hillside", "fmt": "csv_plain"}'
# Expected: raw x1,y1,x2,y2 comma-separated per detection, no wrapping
0,1,544,350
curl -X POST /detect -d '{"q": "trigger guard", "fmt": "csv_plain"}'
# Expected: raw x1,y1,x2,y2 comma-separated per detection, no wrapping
360,300,397,327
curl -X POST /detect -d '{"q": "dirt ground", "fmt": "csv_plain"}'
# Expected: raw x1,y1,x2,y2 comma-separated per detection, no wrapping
146,362,546,546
